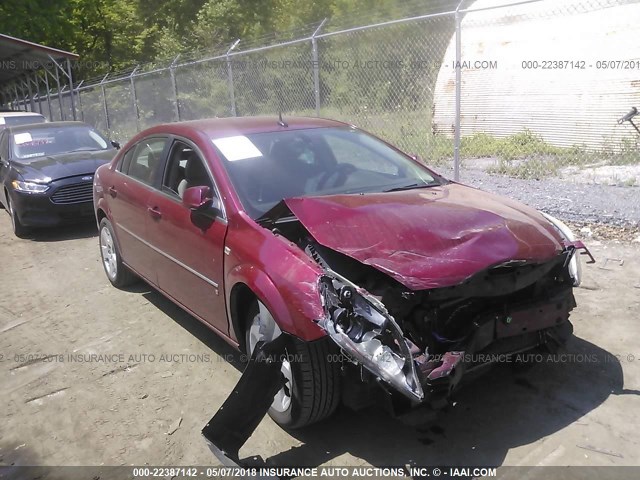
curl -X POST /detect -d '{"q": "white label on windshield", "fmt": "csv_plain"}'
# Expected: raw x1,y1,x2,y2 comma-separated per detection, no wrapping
14,132,33,145
0,117,5,125
212,135,262,161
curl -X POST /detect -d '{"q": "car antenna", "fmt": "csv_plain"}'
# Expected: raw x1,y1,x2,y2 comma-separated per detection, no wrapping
278,111,288,128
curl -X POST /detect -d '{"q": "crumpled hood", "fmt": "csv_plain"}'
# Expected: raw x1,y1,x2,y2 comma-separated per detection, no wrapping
284,183,565,290
12,149,115,182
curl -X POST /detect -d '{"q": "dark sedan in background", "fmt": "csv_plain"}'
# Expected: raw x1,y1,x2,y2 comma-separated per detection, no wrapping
0,121,117,237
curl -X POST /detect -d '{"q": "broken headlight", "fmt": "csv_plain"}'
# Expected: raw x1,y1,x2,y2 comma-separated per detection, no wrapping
541,212,582,286
318,273,424,402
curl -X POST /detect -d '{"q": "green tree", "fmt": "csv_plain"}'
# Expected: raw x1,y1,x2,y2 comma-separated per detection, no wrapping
0,0,76,51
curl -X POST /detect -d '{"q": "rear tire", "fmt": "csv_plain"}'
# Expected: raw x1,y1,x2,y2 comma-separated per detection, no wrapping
245,301,341,429
7,194,29,238
99,218,137,288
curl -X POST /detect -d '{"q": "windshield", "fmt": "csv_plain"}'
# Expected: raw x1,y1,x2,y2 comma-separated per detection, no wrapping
11,125,110,160
214,127,442,219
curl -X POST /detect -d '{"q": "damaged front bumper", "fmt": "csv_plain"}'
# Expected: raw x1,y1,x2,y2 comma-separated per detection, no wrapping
317,261,579,409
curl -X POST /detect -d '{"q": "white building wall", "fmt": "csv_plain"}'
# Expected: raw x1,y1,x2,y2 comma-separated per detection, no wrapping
432,0,640,149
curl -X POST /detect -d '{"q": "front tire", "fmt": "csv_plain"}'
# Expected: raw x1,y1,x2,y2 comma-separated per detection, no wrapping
7,194,29,238
245,301,340,429
99,218,137,288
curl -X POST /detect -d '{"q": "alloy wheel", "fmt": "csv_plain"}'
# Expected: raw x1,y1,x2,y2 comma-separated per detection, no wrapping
100,226,118,281
247,304,293,413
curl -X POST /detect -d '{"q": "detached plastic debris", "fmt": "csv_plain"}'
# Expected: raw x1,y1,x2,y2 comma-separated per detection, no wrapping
202,335,287,466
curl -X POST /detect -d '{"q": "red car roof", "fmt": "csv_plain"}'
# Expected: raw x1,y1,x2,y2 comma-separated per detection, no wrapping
149,116,350,139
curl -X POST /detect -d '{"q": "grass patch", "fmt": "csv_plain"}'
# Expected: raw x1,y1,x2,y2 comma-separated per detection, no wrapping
477,130,639,179
487,158,560,179
382,124,638,177
299,108,639,178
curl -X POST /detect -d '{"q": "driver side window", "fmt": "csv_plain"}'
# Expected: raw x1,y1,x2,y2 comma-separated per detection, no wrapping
162,141,213,199
122,138,167,185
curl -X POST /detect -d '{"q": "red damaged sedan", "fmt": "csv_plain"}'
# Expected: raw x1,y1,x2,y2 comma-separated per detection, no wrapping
93,116,591,446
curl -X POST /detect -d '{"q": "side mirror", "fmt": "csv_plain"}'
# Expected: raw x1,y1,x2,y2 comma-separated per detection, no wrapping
183,185,222,217
111,140,121,150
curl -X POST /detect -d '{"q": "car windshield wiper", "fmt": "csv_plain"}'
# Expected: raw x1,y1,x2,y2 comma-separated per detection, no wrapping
383,182,438,193
72,147,102,152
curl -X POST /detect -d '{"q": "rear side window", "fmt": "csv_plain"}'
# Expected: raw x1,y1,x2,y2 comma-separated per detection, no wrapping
121,138,167,185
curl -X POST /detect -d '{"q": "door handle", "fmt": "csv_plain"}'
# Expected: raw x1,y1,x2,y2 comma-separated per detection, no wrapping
147,206,162,220
108,186,117,198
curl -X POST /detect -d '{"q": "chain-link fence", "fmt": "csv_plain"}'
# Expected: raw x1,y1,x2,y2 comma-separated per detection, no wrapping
444,0,640,187
7,0,640,190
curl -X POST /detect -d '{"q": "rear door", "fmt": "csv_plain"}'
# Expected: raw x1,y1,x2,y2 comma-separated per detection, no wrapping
145,138,229,334
108,137,169,284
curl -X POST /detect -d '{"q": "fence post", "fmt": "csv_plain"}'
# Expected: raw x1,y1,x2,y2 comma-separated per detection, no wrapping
16,85,22,110
226,39,240,117
25,78,35,112
18,83,24,110
100,74,111,136
66,58,77,120
311,19,327,117
76,80,85,122
42,70,53,120
22,82,31,111
453,3,463,182
53,62,65,120
32,74,42,115
13,84,20,111
17,82,25,110
169,55,181,121
130,67,141,132
60,87,69,117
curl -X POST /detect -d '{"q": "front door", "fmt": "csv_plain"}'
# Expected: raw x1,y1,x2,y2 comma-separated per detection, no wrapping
146,139,229,334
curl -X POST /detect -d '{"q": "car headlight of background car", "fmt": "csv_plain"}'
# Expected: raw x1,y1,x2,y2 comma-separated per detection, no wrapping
11,180,50,194
541,212,582,287
318,273,424,402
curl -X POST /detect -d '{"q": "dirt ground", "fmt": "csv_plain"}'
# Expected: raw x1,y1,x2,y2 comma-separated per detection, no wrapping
1,212,639,474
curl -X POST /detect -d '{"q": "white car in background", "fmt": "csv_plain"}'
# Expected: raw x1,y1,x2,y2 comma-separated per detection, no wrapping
0,111,47,130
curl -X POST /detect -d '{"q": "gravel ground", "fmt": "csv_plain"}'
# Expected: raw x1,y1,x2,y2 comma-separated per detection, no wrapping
439,168,640,228
1,205,640,476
